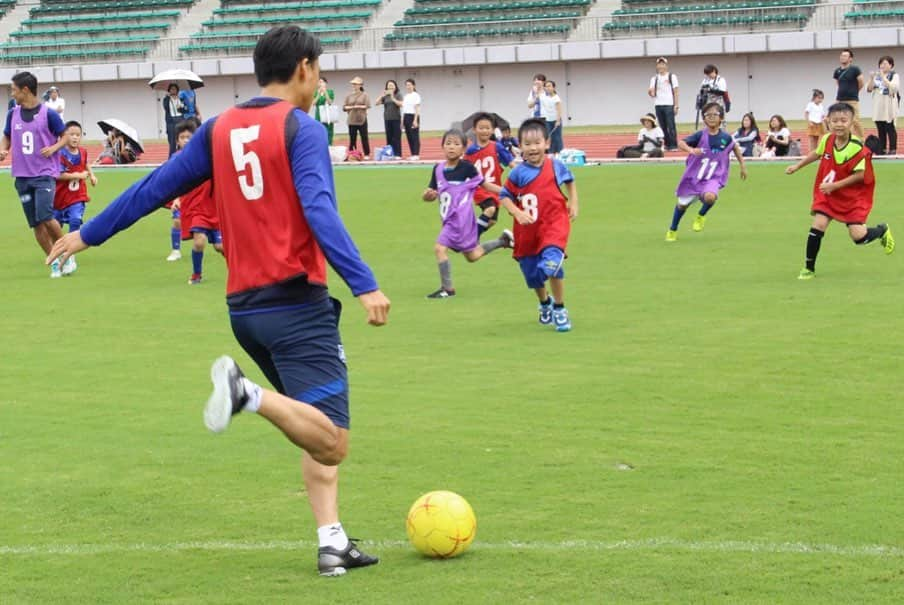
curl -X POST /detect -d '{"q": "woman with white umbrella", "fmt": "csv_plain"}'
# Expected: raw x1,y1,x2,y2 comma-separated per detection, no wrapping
149,69,204,151
162,83,184,157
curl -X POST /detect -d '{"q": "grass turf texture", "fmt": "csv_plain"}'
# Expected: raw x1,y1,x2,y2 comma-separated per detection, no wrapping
2,163,904,603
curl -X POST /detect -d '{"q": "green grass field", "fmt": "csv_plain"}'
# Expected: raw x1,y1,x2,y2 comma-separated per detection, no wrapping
2,162,904,604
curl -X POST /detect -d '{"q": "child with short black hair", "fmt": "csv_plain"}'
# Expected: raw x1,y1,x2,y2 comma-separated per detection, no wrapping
169,120,223,284
499,118,578,332
465,112,515,236
786,102,894,279
53,120,96,275
422,129,513,299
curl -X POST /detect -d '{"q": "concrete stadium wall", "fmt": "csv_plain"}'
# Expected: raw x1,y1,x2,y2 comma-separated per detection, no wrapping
6,46,902,143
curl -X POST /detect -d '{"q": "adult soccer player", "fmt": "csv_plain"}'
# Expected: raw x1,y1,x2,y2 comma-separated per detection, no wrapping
47,26,391,577
0,71,67,277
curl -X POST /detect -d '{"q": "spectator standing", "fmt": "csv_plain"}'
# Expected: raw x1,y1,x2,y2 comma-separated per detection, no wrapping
733,113,760,157
0,71,67,277
179,87,200,126
804,89,827,153
866,55,899,155
376,79,402,157
343,76,371,159
526,73,546,119
313,77,336,145
45,86,65,120
833,48,865,138
648,57,679,150
540,80,563,155
402,78,421,160
162,83,184,157
700,64,728,113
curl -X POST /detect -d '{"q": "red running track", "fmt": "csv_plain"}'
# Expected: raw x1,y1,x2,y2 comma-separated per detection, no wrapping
75,129,874,166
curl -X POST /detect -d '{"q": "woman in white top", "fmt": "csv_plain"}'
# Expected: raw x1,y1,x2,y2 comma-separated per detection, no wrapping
45,86,65,119
867,55,900,155
402,78,421,160
761,114,791,158
637,113,664,158
540,80,564,154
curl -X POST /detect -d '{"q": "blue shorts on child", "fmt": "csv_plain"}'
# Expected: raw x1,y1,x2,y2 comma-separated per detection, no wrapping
189,227,222,245
53,201,86,227
518,246,565,289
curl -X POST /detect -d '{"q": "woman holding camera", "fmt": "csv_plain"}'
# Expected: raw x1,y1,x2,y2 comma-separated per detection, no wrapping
867,55,899,155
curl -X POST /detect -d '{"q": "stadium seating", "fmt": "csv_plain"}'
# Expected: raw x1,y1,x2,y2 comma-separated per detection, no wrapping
0,0,194,65
603,0,818,37
385,0,592,47
844,0,904,26
178,0,384,58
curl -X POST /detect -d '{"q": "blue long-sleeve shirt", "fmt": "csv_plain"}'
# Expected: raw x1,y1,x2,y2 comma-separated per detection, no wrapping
80,97,378,298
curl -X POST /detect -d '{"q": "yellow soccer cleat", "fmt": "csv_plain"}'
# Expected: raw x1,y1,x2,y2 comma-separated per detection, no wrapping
692,215,706,232
665,230,678,242
880,223,895,255
798,268,815,280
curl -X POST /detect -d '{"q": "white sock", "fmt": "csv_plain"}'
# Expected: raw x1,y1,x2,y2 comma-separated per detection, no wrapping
241,378,262,413
317,523,349,550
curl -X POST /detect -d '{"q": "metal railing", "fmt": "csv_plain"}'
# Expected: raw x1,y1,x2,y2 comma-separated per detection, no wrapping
0,2,900,66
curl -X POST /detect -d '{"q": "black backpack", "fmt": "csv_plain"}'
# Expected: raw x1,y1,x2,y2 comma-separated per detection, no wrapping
864,134,883,155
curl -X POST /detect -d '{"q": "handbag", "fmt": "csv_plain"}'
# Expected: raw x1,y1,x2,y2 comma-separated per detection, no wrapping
319,103,340,124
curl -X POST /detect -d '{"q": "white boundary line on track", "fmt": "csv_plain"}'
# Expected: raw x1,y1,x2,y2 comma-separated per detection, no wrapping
2,538,902,557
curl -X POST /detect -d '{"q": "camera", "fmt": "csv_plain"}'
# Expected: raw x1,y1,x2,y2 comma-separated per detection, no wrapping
695,85,711,111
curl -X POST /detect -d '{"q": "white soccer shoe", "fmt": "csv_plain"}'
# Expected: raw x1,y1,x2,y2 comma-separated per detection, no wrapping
61,255,77,276
203,356,249,433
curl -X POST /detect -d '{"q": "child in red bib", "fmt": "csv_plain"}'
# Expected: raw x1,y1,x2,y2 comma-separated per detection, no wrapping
786,102,894,279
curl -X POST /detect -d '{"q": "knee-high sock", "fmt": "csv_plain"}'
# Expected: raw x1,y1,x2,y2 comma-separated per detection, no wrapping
806,228,824,271
438,260,453,291
670,206,687,231
192,250,204,275
171,228,181,251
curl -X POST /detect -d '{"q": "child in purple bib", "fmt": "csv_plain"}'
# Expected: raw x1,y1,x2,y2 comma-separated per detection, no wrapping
421,129,514,299
666,102,748,242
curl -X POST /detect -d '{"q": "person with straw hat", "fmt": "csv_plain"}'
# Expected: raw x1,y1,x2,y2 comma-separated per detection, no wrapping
637,113,665,158
343,76,371,159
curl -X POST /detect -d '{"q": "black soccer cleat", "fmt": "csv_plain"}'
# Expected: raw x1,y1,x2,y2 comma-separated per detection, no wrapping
426,288,455,299
203,356,249,433
318,540,379,577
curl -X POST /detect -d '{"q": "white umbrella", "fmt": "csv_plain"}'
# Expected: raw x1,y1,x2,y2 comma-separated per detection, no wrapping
97,118,144,153
148,68,204,91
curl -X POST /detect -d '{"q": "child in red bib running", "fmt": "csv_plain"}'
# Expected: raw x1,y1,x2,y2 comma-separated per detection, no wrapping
499,119,578,332
786,102,894,280
53,120,96,275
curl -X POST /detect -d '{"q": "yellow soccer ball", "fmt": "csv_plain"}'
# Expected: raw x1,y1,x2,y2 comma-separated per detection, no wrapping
405,490,477,558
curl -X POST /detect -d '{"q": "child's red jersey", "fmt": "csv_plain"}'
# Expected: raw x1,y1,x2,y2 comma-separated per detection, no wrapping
501,158,571,258
812,134,875,223
54,147,89,210
179,180,218,240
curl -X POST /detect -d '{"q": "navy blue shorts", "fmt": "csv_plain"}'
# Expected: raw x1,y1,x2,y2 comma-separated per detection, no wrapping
190,227,222,245
518,246,565,289
15,176,56,228
229,297,350,429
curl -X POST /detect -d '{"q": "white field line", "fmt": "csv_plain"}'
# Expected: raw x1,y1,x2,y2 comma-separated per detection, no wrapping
2,538,902,558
